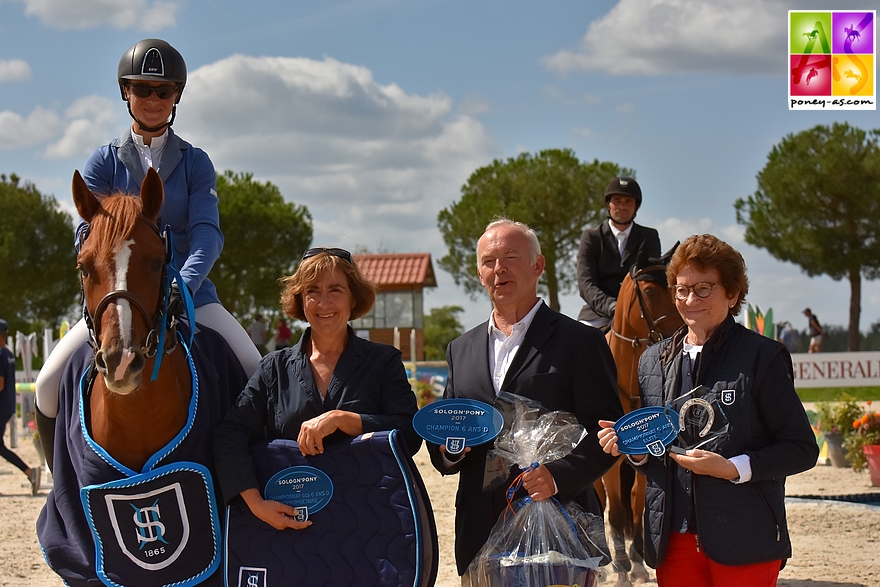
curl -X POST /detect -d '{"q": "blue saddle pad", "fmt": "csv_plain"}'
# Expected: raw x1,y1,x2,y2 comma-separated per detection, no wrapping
224,430,438,587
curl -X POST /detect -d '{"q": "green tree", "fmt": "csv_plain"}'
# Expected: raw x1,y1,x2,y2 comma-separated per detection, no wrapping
423,305,464,360
438,149,631,311
213,171,313,321
0,174,79,333
734,123,880,351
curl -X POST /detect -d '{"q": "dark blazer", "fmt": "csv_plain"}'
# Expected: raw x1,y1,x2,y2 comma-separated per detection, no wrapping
577,221,661,322
214,327,421,503
428,303,623,575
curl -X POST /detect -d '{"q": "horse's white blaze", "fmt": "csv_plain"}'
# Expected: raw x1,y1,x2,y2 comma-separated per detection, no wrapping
111,241,136,380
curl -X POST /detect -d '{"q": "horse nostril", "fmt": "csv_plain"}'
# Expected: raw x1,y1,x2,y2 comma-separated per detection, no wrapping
95,350,109,373
130,350,145,374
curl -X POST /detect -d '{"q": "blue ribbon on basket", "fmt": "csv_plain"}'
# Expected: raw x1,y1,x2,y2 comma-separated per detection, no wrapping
503,462,578,535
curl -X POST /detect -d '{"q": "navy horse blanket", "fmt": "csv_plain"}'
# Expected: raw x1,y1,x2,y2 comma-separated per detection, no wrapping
37,324,246,587
224,430,438,587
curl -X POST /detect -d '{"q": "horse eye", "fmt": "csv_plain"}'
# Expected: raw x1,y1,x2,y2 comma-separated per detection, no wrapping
151,259,163,272
76,262,89,278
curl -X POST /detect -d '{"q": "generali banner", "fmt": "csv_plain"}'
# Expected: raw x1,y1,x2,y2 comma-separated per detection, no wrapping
792,351,880,388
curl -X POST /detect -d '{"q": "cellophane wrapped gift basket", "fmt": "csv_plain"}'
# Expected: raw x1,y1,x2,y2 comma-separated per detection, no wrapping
464,393,610,587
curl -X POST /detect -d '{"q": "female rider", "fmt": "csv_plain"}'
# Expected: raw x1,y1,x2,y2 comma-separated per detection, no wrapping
35,39,261,421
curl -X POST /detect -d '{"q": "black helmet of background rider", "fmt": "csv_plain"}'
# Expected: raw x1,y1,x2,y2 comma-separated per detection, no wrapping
117,39,187,133
604,176,642,221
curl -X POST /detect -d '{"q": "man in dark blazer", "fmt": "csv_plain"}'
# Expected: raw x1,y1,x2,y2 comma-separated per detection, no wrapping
577,177,661,332
429,219,623,577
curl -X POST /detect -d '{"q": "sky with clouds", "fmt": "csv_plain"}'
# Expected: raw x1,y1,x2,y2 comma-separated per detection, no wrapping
2,0,879,334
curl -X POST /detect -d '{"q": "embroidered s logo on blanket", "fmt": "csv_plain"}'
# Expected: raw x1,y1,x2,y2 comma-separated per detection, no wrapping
80,463,220,587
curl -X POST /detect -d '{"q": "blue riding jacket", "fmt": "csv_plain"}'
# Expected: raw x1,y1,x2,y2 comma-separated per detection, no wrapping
79,128,223,308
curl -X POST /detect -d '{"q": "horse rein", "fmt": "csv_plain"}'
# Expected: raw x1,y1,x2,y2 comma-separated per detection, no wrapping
80,215,176,360
609,264,675,348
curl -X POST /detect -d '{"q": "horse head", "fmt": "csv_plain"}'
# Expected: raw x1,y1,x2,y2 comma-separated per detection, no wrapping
73,168,168,395
628,242,681,341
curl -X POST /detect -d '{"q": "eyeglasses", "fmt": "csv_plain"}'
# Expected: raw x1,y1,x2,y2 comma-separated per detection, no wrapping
127,84,180,100
302,247,353,264
672,282,719,301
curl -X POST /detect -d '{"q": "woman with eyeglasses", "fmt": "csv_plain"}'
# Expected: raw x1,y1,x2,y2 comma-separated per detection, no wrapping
35,39,261,423
213,248,421,530
597,234,817,587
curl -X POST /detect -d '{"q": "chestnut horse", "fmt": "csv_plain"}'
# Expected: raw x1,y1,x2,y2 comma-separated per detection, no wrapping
73,168,193,470
597,246,682,587
37,169,245,587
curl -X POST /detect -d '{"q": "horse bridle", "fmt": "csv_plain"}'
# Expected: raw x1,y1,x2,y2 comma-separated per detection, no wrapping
610,264,677,349
80,215,176,360
610,264,678,410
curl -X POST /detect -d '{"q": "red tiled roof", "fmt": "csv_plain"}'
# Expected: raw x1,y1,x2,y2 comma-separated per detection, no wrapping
354,253,437,288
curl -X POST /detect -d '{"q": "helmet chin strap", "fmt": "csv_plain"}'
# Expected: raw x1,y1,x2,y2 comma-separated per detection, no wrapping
127,102,177,134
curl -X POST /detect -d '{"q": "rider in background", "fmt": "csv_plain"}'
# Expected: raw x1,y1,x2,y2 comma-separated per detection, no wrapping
35,39,261,420
577,177,661,333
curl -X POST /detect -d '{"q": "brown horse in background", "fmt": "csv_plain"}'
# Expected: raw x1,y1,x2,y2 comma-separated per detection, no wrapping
596,245,682,586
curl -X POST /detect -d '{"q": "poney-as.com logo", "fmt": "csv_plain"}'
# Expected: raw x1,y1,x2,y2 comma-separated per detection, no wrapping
789,11,875,110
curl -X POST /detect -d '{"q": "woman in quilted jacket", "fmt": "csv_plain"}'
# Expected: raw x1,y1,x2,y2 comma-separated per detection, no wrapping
597,234,818,587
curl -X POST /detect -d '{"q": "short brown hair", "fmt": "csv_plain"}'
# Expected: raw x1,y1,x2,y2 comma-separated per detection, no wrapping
667,234,749,316
280,252,377,322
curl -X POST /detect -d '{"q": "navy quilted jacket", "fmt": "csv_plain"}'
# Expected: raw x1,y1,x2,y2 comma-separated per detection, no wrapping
638,316,819,568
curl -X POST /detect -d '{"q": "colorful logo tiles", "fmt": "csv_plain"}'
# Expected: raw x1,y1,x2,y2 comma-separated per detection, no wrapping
789,11,876,110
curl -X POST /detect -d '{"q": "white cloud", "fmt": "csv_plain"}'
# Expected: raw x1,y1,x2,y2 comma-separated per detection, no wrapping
175,54,495,254
636,215,880,331
0,59,32,82
543,86,603,106
542,0,827,75
43,96,121,159
571,126,593,138
16,0,178,30
0,107,63,148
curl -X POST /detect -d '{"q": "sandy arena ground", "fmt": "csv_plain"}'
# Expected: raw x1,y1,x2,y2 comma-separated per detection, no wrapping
2,426,878,587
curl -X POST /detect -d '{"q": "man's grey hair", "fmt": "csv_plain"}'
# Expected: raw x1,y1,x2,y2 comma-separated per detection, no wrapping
478,217,541,263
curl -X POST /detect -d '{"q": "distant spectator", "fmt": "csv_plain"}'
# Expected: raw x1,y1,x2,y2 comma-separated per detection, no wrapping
0,319,39,495
803,308,824,353
779,321,799,354
276,318,292,350
248,314,268,356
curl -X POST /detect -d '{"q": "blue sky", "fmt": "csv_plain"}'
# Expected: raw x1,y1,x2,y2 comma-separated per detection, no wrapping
2,0,879,334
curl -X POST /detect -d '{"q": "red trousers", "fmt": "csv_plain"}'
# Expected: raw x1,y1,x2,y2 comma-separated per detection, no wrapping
656,532,781,587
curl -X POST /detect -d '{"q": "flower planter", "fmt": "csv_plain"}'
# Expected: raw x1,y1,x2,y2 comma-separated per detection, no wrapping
824,432,850,468
864,445,880,487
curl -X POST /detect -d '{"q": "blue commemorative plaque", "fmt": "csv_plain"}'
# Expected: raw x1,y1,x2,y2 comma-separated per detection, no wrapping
412,399,504,454
264,465,333,522
613,406,680,457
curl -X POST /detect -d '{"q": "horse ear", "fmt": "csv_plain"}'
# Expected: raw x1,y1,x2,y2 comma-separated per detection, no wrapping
140,168,165,221
72,170,101,222
660,241,680,265
634,244,651,272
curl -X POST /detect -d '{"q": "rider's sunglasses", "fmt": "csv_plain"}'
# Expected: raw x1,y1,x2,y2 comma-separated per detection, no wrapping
127,83,180,100
672,282,719,301
302,247,353,264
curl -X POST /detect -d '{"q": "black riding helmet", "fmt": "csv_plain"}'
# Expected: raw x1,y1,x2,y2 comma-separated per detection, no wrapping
604,176,642,209
118,39,187,132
